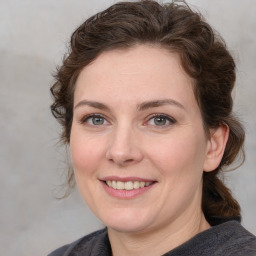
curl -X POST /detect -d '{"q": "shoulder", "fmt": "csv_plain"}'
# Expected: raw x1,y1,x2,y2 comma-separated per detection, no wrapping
212,220,256,255
165,220,256,256
47,228,110,256
198,220,256,255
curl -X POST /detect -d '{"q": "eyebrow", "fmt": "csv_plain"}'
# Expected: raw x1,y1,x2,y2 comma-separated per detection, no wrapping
74,99,185,111
137,99,185,111
74,100,110,111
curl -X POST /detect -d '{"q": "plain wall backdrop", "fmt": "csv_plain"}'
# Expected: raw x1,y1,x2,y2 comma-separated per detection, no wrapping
0,0,255,255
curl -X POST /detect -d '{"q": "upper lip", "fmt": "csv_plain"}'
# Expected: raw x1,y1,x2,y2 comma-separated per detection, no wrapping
100,176,156,182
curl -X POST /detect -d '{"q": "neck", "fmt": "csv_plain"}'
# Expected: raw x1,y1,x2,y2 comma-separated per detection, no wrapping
108,210,210,256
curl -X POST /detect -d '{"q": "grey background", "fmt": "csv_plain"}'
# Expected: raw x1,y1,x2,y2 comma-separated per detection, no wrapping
0,0,255,255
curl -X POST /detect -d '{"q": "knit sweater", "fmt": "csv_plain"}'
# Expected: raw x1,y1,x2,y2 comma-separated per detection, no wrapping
48,219,256,256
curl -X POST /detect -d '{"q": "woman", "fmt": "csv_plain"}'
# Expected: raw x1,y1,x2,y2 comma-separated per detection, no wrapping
49,0,256,255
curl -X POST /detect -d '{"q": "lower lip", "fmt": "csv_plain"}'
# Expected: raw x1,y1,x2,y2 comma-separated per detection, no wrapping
101,181,156,199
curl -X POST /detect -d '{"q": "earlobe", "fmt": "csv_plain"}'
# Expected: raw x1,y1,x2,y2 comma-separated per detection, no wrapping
203,124,229,172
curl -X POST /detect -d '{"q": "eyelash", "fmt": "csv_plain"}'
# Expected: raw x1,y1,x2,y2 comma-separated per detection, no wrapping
79,114,108,126
145,114,176,127
79,113,176,128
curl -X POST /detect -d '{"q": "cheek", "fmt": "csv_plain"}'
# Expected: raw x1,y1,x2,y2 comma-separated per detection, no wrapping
69,129,107,208
70,129,105,176
145,130,207,180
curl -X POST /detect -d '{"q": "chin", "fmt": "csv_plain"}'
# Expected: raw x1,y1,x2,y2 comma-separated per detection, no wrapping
107,221,150,234
99,209,153,233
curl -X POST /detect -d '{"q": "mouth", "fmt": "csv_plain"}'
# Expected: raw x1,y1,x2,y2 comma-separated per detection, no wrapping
105,180,154,190
100,176,157,198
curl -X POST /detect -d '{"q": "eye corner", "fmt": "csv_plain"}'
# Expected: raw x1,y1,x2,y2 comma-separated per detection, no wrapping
79,113,110,126
145,113,176,128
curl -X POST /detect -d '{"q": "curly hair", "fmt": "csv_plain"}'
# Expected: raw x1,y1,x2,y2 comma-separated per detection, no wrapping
51,0,245,222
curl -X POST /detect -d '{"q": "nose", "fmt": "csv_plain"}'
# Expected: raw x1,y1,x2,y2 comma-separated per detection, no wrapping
105,125,143,167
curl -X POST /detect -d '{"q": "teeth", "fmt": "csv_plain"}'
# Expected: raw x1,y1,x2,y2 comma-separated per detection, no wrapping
125,181,133,190
116,181,124,189
106,180,153,190
133,181,140,189
112,180,117,189
145,182,151,187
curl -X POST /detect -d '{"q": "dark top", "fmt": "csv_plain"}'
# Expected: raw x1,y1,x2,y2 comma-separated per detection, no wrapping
48,219,256,256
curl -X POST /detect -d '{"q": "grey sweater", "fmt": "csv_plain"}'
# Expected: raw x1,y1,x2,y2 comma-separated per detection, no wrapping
48,219,256,255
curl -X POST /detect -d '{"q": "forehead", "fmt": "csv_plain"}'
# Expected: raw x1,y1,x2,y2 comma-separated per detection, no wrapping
74,45,196,109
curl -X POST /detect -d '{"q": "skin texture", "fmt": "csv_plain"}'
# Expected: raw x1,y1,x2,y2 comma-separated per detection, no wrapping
70,45,229,256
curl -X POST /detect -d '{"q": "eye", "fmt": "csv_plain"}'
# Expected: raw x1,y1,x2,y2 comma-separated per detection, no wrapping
80,114,109,126
147,114,176,127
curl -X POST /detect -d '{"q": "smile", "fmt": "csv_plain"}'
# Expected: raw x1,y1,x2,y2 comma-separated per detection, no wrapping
101,176,157,199
105,180,153,190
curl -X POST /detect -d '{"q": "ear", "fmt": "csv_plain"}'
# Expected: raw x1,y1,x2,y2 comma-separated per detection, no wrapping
203,124,229,172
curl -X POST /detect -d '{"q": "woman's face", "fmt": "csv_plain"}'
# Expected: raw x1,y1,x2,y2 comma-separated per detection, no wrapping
70,45,212,233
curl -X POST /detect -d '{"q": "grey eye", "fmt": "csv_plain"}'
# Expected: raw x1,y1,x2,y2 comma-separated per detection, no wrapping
147,114,176,127
81,115,108,126
153,116,167,126
91,116,105,125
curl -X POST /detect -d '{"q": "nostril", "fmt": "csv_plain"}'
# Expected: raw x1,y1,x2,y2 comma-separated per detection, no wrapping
117,158,134,167
105,140,143,165
107,156,136,167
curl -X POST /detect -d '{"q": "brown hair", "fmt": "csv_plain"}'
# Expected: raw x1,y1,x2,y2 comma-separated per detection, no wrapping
51,0,245,222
